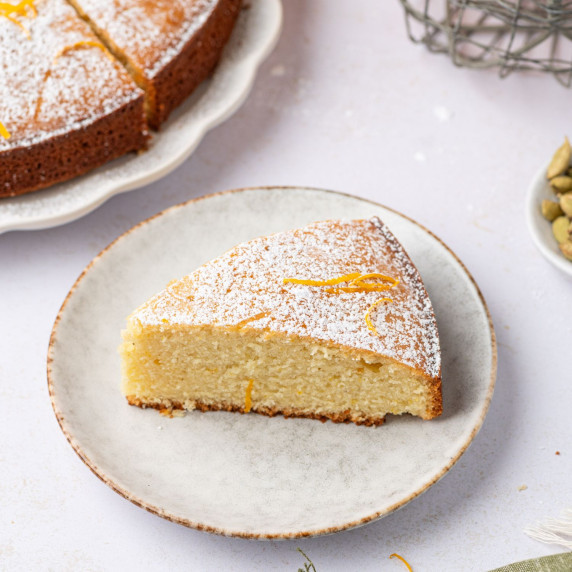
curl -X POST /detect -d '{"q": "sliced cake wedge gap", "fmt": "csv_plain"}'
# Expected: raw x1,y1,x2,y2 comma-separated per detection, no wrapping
67,0,243,129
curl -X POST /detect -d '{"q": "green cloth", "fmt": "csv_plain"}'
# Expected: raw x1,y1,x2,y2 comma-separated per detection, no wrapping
489,552,572,572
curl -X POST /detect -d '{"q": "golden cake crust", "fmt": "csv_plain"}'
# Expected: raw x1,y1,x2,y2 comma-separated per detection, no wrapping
1,100,147,197
149,0,242,128
126,394,389,426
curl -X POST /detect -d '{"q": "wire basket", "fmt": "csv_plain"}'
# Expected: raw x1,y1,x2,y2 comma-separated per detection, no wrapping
399,0,572,86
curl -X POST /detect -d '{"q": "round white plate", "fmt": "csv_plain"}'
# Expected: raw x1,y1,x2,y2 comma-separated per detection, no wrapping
0,0,282,235
48,187,497,539
526,161,572,277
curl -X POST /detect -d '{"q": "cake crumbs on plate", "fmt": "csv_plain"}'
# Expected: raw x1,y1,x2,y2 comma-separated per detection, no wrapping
159,408,185,418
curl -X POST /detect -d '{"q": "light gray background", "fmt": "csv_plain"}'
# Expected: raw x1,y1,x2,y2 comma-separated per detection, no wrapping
1,1,571,570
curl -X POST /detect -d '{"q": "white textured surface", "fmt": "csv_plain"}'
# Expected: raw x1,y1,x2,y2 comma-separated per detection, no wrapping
49,189,492,537
1,1,572,570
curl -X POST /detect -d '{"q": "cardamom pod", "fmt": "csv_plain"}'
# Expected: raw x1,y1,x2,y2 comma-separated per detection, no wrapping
547,137,571,179
560,240,572,261
552,216,571,244
559,193,572,217
550,176,572,192
541,199,564,221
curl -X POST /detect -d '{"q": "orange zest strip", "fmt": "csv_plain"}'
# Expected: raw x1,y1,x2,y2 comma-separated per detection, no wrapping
285,273,399,294
37,40,113,120
236,311,269,328
0,0,36,17
22,0,36,17
32,68,52,122
350,273,399,288
364,297,392,334
389,553,413,571
0,0,36,38
0,121,10,140
283,272,361,287
244,379,254,413
283,272,399,337
325,283,396,294
53,41,115,65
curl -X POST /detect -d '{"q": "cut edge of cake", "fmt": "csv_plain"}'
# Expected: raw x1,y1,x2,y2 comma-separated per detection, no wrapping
67,0,243,129
121,324,443,426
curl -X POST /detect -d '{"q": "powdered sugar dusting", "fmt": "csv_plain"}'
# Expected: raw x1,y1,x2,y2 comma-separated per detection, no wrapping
133,218,441,379
72,0,218,78
0,0,142,150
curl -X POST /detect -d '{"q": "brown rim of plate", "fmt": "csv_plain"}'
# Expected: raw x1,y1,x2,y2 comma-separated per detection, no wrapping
46,186,498,540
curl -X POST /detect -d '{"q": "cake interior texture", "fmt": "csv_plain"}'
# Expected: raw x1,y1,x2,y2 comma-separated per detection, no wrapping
121,323,439,427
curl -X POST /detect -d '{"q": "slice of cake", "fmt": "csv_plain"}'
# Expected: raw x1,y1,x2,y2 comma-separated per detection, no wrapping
0,0,147,198
68,0,242,129
120,217,442,426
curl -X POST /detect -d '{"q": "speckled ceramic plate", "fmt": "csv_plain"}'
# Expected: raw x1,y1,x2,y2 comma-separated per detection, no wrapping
526,161,572,277
0,0,282,234
48,187,497,539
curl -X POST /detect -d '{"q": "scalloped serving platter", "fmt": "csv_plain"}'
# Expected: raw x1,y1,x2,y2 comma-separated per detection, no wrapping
0,0,282,234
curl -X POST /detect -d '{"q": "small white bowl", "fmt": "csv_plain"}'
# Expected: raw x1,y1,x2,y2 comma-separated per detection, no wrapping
526,162,572,277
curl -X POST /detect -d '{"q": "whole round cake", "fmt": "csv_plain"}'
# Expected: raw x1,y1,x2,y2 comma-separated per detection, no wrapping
0,0,242,198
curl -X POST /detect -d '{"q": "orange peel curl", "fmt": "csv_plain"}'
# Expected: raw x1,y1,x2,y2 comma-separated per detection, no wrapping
389,553,413,571
283,272,399,336
0,121,10,139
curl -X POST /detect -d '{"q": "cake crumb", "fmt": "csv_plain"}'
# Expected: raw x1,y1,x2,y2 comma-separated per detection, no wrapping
555,451,561,455
518,484,528,492
159,408,186,418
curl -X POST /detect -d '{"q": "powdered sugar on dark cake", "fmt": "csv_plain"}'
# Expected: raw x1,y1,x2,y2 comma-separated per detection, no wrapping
69,0,218,77
0,0,142,150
